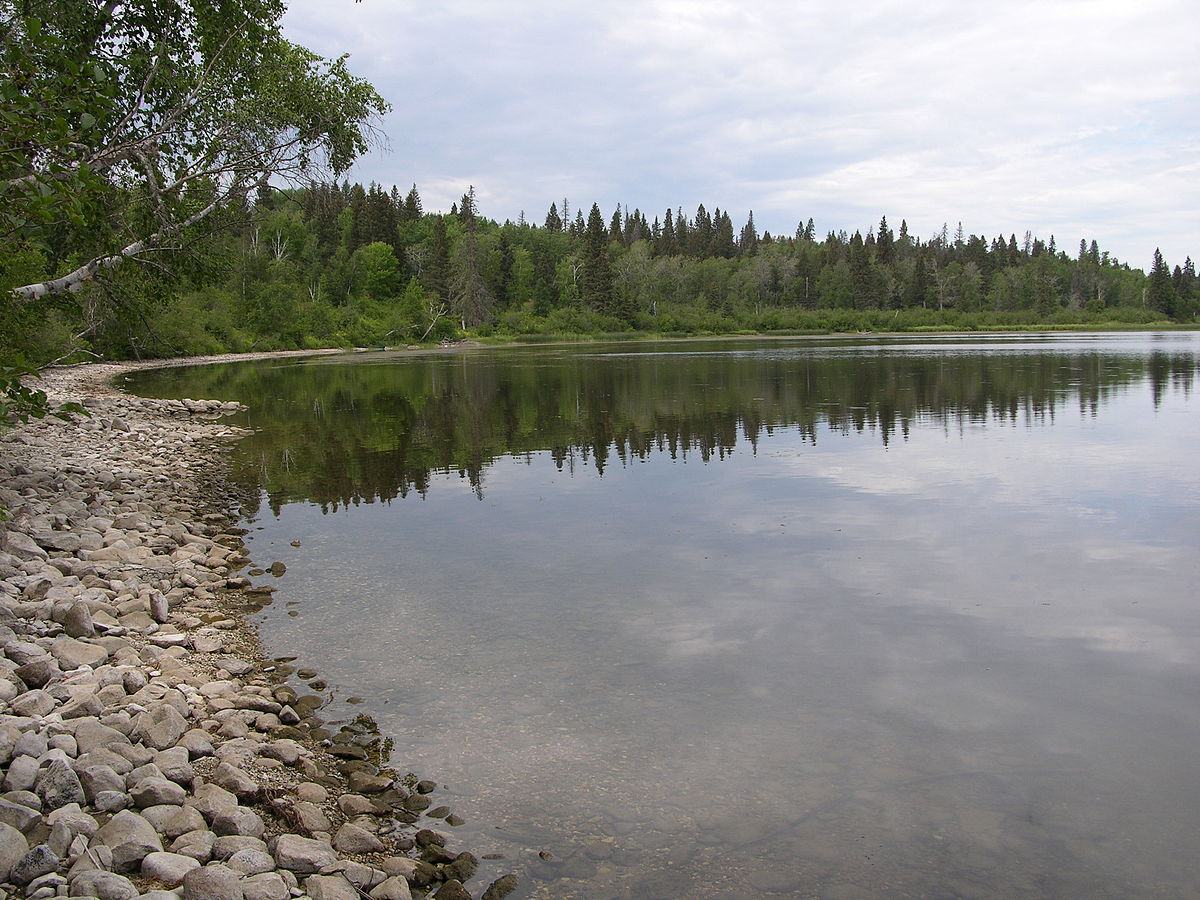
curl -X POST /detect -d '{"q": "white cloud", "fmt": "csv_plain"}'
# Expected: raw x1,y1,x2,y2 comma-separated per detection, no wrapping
283,0,1200,267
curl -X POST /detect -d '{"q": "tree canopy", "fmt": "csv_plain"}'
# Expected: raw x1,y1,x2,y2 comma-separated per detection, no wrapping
1,0,388,305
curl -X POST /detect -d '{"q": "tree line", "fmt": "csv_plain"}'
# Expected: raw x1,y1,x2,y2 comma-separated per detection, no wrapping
54,179,1190,360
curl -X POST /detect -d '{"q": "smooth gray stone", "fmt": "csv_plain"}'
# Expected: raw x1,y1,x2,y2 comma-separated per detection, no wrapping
80,764,126,800
305,874,360,900
134,705,188,751
271,833,337,874
181,862,244,900
69,869,140,900
4,753,41,792
91,809,163,873
130,777,186,808
73,719,131,753
0,820,30,881
140,850,201,887
0,797,42,832
241,871,290,900
211,806,265,838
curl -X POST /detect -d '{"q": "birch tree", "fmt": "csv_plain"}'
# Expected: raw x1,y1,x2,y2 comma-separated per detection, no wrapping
2,0,388,304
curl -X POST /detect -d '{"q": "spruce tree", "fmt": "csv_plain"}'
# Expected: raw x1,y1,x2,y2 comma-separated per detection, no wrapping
1146,248,1176,318
582,203,613,314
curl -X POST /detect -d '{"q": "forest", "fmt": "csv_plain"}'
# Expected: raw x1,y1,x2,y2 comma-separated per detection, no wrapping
19,179,1198,363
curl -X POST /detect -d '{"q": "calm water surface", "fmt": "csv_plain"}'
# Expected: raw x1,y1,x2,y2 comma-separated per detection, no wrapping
129,334,1200,899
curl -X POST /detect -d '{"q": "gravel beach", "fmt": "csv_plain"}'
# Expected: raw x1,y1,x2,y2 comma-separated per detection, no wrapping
0,356,514,900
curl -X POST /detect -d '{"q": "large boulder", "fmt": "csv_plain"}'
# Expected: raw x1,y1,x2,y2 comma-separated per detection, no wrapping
91,809,163,873
271,834,338,874
134,703,189,751
0,821,29,882
182,862,245,900
36,757,86,810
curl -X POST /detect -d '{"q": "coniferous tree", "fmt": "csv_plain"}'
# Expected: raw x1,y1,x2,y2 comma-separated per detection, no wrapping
1146,248,1176,318
424,216,451,302
609,207,623,244
582,203,614,314
876,216,894,266
544,202,563,232
459,186,478,232
739,211,758,257
712,210,736,259
402,185,423,222
659,208,677,256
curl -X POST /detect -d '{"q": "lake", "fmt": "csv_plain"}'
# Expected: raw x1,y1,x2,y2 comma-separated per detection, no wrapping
127,333,1200,899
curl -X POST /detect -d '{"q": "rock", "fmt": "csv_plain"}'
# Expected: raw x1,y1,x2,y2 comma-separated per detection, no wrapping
0,821,30,881
27,871,69,898
156,804,208,839
91,808,163,873
148,590,170,623
60,692,105,719
443,852,478,884
140,850,202,886
291,800,332,833
294,782,327,803
242,871,290,900
0,797,43,832
11,689,57,718
80,763,126,800
225,848,275,876
212,835,269,860
4,753,41,791
63,602,96,638
336,794,378,817
211,806,265,838
37,757,87,810
370,875,415,900
46,803,100,839
185,782,238,825
5,640,50,666
134,704,189,751
73,718,131,752
170,828,216,863
15,657,61,688
305,874,362,900
10,843,58,884
209,761,258,799
177,729,215,759
155,746,195,785
131,776,187,807
69,869,140,900
182,862,245,900
348,770,393,794
49,636,108,669
4,530,48,561
94,790,130,812
433,880,473,900
271,833,338,874
380,857,440,889
481,874,519,900
334,822,385,854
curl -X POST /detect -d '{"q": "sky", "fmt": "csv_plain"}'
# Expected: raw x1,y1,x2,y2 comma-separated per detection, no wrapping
281,0,1200,272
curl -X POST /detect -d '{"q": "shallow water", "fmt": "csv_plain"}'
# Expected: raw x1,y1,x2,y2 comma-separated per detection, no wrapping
129,333,1200,899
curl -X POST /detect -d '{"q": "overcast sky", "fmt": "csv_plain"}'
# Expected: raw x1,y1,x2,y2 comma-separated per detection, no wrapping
282,0,1199,271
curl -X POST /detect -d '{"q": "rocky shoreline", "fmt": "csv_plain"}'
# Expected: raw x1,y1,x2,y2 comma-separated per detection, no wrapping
0,358,516,900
